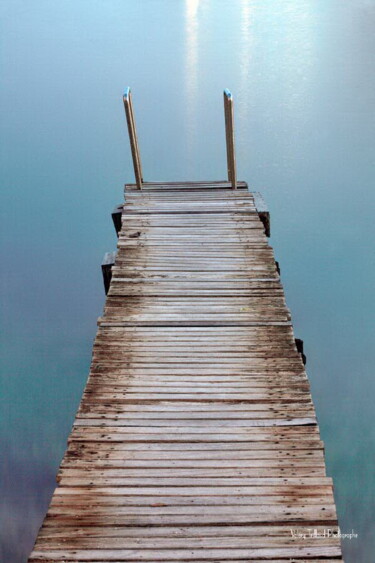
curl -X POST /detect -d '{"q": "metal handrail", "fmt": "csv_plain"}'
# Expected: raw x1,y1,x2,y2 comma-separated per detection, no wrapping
123,87,143,189
123,87,237,190
223,89,237,190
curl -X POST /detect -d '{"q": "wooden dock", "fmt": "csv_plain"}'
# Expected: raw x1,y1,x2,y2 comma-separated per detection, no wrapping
29,181,342,562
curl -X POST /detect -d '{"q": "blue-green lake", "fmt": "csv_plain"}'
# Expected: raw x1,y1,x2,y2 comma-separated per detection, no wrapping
1,1,374,561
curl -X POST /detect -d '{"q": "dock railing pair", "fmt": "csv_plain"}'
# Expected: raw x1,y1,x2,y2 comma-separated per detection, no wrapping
123,87,237,190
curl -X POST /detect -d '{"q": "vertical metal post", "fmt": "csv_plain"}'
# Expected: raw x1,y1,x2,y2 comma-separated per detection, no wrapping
223,89,237,190
123,87,143,189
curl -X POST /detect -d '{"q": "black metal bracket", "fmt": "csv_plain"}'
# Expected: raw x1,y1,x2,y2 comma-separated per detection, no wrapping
101,251,116,294
252,191,270,237
112,204,123,237
295,338,307,365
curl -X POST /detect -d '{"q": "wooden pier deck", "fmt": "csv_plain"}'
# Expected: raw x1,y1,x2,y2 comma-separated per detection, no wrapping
30,181,342,562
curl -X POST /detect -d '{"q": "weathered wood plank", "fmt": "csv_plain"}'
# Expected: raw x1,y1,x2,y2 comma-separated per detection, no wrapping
30,546,342,561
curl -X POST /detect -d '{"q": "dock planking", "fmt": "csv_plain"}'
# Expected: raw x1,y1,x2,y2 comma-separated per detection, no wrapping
29,181,342,562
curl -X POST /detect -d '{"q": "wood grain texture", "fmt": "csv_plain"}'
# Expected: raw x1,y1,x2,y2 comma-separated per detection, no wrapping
29,182,342,562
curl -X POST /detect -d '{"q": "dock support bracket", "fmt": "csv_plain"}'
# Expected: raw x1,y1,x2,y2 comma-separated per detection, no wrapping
101,251,116,294
295,338,307,365
112,204,123,236
252,191,270,237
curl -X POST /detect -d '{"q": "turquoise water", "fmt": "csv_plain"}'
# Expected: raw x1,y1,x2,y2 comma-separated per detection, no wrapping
1,1,374,561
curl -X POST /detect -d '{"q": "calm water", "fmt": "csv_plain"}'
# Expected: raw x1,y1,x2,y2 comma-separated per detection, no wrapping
1,1,374,561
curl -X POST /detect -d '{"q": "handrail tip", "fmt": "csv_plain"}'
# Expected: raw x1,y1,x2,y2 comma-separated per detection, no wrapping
123,86,131,99
223,88,233,99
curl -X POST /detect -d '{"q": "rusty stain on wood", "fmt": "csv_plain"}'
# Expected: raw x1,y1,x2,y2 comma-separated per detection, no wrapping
29,181,342,562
